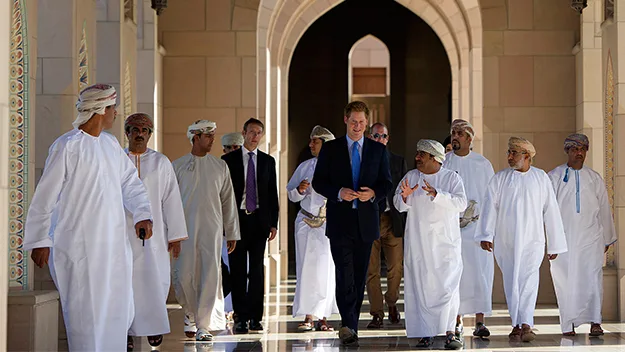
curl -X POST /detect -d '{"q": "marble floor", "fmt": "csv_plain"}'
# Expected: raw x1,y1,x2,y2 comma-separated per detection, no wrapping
64,279,625,351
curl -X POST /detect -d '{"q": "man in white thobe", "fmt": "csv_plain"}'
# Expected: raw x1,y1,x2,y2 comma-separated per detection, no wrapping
477,137,567,342
172,120,241,341
24,84,154,352
220,132,245,320
124,113,188,349
394,139,467,350
222,132,244,154
287,125,339,332
443,119,495,338
548,133,617,336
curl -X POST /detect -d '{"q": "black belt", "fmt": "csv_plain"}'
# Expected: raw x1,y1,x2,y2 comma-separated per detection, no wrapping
240,208,258,215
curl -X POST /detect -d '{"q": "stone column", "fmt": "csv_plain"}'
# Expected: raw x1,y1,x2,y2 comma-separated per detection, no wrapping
36,0,78,186
613,0,625,321
96,0,137,144
576,0,604,173
136,0,164,151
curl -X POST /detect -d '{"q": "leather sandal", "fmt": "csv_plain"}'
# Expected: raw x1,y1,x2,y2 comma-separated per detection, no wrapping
316,319,334,331
590,323,604,337
298,317,314,332
148,334,163,347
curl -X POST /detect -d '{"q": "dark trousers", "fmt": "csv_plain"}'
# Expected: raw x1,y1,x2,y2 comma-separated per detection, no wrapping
329,216,373,333
221,258,231,297
229,211,267,322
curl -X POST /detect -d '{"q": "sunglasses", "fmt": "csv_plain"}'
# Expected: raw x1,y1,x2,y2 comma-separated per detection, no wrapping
372,133,388,139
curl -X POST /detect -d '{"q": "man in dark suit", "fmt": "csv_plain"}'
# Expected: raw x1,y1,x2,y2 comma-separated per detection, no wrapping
313,101,392,346
365,122,408,329
222,118,279,334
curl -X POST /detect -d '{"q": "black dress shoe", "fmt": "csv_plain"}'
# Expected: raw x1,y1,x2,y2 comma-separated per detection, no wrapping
234,320,249,334
338,327,358,346
249,319,264,332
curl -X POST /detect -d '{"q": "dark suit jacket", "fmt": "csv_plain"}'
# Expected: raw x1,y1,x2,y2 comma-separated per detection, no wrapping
382,151,408,237
313,136,392,243
222,148,279,238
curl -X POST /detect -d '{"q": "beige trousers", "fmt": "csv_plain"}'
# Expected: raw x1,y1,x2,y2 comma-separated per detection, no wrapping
365,212,403,317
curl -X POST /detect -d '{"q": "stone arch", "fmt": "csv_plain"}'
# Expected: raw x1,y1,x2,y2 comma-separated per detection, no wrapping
258,0,483,155
257,1,483,276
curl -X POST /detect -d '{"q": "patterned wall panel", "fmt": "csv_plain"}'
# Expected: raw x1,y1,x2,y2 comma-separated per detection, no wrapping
8,0,30,289
124,61,132,118
605,51,615,266
79,20,89,90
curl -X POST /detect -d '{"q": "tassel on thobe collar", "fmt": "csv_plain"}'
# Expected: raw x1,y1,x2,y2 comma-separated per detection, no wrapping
563,167,580,213
129,152,142,178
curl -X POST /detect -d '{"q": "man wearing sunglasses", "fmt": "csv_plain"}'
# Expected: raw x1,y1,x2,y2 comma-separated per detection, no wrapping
365,123,407,329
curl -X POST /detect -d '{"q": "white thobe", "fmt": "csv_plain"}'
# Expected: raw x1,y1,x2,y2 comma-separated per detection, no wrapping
443,151,495,316
24,129,152,352
477,167,567,327
393,167,467,338
172,153,241,331
548,164,617,332
125,149,188,336
287,158,339,318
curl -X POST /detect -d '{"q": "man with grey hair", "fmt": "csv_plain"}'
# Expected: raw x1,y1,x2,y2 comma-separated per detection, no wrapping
443,119,495,338
478,137,567,342
172,120,241,341
365,122,407,329
394,139,466,350
24,84,153,351
548,133,616,336
287,125,339,332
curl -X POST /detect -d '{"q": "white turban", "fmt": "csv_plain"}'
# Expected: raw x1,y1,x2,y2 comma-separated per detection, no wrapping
187,120,217,145
221,132,244,147
310,125,335,142
417,139,446,164
508,136,536,158
450,119,475,140
73,84,118,129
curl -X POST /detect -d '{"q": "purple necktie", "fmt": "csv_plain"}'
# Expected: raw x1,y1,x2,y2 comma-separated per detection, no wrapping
246,152,257,212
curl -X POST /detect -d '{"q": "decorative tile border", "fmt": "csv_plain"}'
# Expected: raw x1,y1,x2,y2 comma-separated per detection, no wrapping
78,20,89,90
8,0,30,289
605,51,615,267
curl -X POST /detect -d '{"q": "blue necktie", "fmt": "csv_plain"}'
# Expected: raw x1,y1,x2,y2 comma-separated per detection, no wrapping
351,142,360,208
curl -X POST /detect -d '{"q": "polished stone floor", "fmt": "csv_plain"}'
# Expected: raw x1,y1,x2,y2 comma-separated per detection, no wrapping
116,279,625,351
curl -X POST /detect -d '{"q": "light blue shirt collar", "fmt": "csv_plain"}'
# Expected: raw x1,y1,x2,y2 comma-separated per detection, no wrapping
347,135,364,150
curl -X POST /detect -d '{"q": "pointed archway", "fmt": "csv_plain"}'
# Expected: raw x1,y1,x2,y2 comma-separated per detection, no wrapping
256,0,482,282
